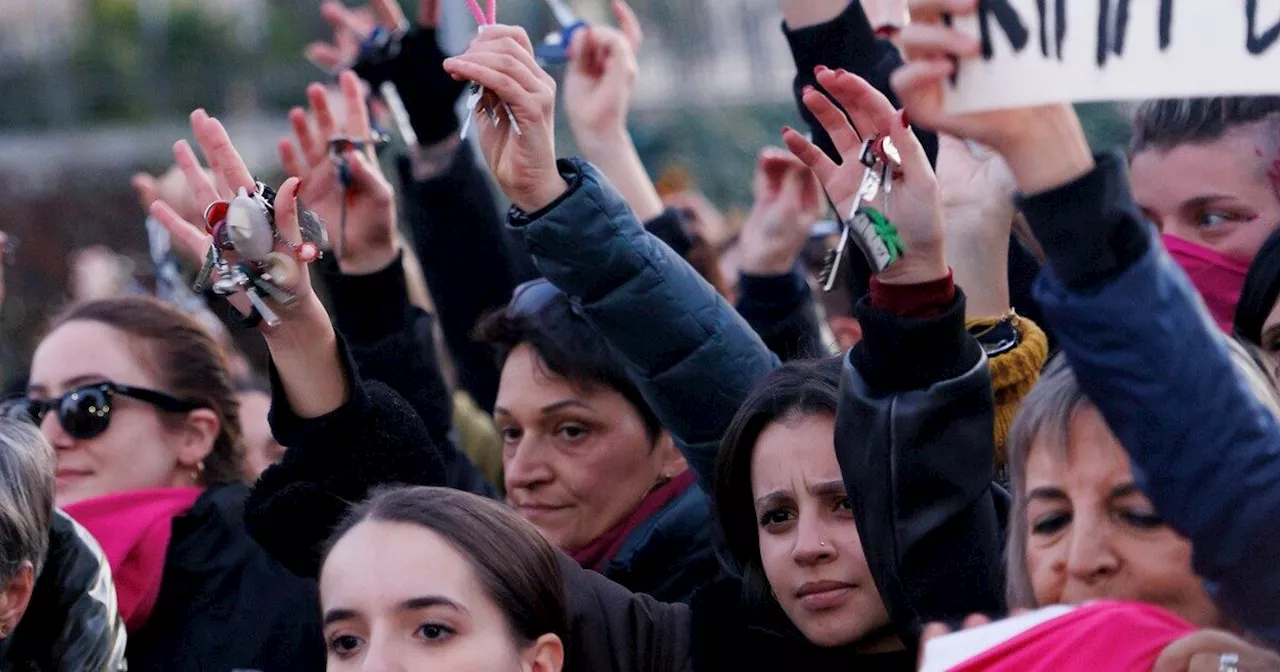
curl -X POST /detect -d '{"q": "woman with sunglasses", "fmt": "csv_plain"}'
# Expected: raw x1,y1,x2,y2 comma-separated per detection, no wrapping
3,294,326,670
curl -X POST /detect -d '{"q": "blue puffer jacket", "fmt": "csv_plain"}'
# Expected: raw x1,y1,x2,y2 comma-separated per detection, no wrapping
1019,152,1280,647
603,483,718,604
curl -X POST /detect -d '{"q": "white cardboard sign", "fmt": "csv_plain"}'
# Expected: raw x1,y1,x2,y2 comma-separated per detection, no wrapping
945,1,1280,113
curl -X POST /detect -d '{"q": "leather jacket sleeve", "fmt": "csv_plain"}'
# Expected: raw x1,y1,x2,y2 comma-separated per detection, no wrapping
0,510,127,671
835,290,1008,645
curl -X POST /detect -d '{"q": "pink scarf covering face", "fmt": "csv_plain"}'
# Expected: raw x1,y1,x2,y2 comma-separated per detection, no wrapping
64,487,203,632
1162,234,1252,333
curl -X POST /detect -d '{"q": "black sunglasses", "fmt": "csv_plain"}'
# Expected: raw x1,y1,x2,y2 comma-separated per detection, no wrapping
0,382,202,440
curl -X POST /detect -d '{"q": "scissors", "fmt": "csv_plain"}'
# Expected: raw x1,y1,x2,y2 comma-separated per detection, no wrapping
534,0,588,67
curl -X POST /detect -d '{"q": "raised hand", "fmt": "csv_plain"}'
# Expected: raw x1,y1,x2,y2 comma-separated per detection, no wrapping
305,0,381,72
738,148,824,276
936,134,1016,317
562,0,642,145
279,70,398,276
152,110,345,418
783,66,947,286
442,25,567,213
891,0,1092,193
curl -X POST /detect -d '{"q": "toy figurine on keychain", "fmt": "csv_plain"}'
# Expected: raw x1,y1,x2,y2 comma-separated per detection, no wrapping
820,135,906,291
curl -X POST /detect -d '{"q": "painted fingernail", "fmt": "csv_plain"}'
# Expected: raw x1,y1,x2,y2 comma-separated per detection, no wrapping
900,110,911,129
814,65,829,75
802,85,816,95
781,125,794,135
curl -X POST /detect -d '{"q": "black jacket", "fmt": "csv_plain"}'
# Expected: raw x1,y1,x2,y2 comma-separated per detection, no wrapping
127,484,325,672
0,511,128,672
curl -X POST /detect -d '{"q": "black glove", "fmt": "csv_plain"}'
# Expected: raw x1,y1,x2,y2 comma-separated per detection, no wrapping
354,25,468,145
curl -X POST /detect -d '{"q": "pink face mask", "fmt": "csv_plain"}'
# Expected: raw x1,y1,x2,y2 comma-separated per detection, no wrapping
1161,234,1252,333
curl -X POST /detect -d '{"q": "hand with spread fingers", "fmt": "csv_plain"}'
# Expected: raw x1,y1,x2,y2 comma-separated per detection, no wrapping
279,70,398,276
738,148,825,276
151,110,346,419
891,0,1093,193
309,0,468,145
442,25,567,213
783,66,946,286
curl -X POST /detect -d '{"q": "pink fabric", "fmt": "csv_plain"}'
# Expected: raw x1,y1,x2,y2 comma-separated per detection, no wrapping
64,487,203,632
1163,234,1252,333
947,602,1195,672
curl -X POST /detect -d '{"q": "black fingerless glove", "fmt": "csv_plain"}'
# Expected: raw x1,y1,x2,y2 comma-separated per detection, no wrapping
354,26,468,145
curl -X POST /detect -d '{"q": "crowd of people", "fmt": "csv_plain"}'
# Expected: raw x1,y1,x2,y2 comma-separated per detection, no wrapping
1,0,1279,669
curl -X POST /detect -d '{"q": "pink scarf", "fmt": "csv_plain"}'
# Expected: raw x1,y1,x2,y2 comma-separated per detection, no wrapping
64,487,203,632
570,471,696,572
1162,234,1252,333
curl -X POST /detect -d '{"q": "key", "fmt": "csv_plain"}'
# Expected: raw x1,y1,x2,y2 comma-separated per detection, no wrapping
192,246,218,293
240,264,296,306
820,225,851,292
460,83,485,140
244,287,281,327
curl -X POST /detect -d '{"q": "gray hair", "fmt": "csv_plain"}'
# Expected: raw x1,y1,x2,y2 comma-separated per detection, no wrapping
1130,96,1280,154
0,420,55,583
1005,343,1280,609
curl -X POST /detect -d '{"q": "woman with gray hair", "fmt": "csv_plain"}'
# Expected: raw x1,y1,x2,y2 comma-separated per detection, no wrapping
0,419,127,671
1001,355,1280,667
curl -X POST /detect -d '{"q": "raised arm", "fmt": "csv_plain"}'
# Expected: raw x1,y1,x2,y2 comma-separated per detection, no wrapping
442,25,779,488
894,0,1280,645
786,66,1005,643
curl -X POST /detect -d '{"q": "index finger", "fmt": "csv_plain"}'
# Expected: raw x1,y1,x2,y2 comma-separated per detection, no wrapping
338,71,373,142
908,0,978,22
612,0,644,49
199,117,257,193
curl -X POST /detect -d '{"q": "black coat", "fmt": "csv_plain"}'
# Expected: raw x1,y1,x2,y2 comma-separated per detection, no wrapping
127,484,325,672
0,511,128,671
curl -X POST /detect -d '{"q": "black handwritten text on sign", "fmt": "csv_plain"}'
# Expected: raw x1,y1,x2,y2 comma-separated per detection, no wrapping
945,2,1280,114
971,0,1173,68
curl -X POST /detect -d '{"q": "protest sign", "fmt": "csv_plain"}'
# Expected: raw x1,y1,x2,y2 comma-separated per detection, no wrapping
945,1,1280,113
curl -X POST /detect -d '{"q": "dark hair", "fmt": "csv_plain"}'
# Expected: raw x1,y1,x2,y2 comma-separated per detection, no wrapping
1131,96,1280,154
714,356,843,606
52,297,243,486
1236,228,1280,346
475,292,662,442
0,421,54,582
324,486,569,648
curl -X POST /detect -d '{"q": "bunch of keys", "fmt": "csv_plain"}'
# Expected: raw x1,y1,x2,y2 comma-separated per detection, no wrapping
460,0,521,140
534,0,588,67
193,182,327,327
821,135,906,292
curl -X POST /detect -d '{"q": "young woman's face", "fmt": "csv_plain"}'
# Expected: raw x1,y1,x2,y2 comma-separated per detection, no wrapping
1131,124,1280,263
750,413,895,650
496,344,683,552
321,519,562,672
29,321,203,506
1023,405,1222,627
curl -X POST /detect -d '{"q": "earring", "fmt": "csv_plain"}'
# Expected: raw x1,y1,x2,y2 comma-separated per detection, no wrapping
190,461,206,485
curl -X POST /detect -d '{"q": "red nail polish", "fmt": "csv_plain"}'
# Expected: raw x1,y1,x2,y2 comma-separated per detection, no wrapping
782,125,794,135
900,110,910,129
802,85,816,95
814,65,829,75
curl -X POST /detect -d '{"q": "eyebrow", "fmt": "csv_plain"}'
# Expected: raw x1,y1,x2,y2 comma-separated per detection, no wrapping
1180,194,1244,210
401,596,468,615
494,399,594,417
322,596,468,627
27,375,111,396
1026,486,1068,501
1108,482,1143,500
755,480,847,509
